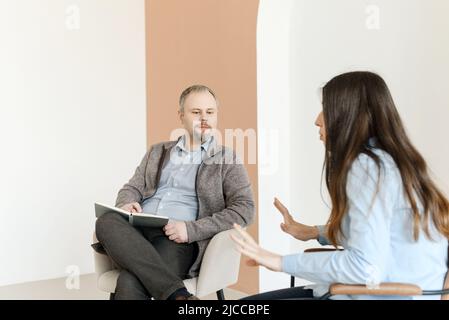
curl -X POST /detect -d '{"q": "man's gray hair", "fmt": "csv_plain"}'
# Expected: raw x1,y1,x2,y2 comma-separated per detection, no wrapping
179,85,217,112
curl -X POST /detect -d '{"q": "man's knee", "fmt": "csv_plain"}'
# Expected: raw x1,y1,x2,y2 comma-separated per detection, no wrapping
95,212,125,240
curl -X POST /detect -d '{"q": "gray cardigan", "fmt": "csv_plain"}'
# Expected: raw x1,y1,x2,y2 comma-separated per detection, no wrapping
115,137,256,278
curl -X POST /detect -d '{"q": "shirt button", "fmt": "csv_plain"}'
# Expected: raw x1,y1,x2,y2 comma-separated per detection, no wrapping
160,205,164,209
167,192,171,196
174,183,178,187
180,168,184,172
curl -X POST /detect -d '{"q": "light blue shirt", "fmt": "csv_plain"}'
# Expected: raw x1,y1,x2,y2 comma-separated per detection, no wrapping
282,147,448,299
141,135,212,221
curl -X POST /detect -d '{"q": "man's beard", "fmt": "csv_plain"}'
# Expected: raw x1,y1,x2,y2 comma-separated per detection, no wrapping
192,128,209,144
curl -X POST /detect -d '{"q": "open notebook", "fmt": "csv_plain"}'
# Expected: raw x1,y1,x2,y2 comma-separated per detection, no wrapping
94,202,168,228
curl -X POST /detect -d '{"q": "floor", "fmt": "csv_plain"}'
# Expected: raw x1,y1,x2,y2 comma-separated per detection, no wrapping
0,273,248,300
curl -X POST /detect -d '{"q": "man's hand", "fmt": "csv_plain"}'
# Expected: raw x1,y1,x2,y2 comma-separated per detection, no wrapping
163,220,188,243
274,197,319,241
230,224,282,272
120,202,142,213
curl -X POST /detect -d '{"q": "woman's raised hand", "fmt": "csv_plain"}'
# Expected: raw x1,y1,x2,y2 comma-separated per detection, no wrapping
274,197,319,242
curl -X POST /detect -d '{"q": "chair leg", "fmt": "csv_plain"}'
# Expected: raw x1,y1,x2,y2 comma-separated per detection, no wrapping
109,292,116,300
216,289,225,300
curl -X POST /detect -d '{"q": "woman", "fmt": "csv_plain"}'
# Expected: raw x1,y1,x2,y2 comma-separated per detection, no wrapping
231,71,449,300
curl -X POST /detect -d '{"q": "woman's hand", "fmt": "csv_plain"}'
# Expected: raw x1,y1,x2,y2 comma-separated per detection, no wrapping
230,224,282,272
274,197,319,241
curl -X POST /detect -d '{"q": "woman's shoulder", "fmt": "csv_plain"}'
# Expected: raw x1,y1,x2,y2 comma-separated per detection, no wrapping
353,148,397,172
349,148,400,190
346,149,402,208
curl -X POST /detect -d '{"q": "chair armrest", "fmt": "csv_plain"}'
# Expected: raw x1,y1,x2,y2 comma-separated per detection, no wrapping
92,232,115,277
304,248,343,253
329,283,423,296
195,229,241,297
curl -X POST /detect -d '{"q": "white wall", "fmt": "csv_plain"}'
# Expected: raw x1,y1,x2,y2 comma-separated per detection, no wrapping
258,0,449,292
0,0,146,286
257,0,295,293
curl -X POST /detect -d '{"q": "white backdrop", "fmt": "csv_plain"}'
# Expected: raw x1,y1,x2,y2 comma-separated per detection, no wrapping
257,0,296,295
0,0,146,286
258,0,449,293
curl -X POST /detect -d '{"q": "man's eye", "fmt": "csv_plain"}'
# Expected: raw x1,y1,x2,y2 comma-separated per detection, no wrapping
192,112,200,115
207,111,214,114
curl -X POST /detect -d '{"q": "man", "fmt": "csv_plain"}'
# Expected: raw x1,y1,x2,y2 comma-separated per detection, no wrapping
95,85,255,300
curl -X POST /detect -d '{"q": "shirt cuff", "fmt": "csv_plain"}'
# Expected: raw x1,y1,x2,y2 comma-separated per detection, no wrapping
316,225,330,246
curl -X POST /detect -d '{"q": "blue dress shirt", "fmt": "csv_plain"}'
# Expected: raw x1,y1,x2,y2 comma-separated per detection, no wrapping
282,147,448,299
141,135,212,222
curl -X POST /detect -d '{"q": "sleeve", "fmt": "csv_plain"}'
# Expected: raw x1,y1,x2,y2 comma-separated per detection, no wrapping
282,155,397,285
316,225,331,246
185,153,256,243
115,147,152,208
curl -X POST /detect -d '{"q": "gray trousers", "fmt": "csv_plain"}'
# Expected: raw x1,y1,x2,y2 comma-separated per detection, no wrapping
95,212,197,300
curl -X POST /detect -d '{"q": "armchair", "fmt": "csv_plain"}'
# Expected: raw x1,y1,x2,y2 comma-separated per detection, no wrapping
93,229,241,300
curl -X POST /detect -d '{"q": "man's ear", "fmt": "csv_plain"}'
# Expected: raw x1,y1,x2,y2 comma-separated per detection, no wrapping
178,110,184,123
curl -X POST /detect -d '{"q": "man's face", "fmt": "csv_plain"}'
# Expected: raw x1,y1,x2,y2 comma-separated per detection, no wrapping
179,91,218,142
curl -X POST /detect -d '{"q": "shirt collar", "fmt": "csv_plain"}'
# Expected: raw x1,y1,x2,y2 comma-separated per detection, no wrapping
367,136,378,148
175,135,213,153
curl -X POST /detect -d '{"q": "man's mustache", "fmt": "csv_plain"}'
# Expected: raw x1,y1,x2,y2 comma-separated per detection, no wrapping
196,123,211,128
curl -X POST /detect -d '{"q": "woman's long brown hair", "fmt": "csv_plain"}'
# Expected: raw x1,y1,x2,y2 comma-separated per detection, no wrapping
322,71,449,246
